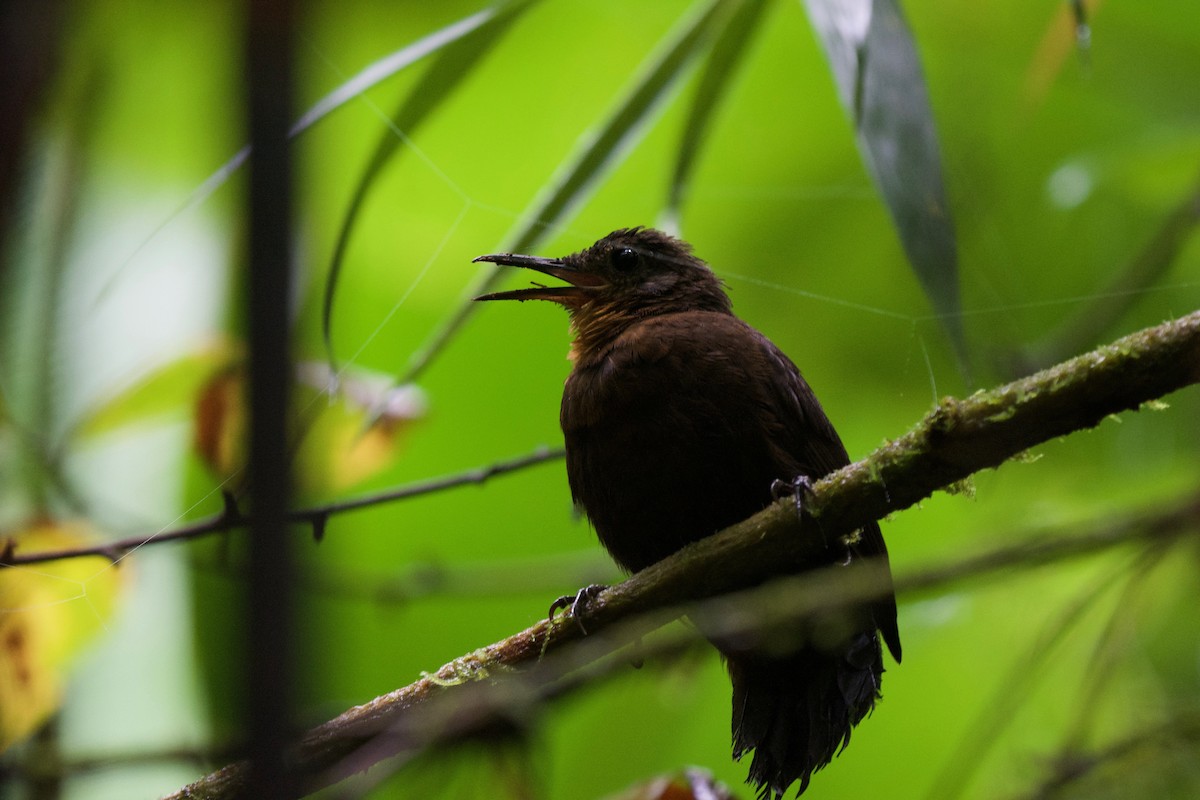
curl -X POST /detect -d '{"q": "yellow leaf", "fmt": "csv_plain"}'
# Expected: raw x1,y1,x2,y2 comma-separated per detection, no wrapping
0,521,126,751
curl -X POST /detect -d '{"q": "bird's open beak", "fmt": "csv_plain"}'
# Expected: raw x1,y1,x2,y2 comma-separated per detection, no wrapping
472,252,606,303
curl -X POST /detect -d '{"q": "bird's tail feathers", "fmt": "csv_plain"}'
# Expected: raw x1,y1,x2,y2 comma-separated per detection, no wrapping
728,629,884,799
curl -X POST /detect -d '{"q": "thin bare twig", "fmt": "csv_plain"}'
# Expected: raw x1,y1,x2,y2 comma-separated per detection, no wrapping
0,446,564,567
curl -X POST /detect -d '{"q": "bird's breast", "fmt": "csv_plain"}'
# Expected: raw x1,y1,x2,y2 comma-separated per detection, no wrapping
559,313,791,572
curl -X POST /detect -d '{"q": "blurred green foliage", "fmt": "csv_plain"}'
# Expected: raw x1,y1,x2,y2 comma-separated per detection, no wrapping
1,1,1199,799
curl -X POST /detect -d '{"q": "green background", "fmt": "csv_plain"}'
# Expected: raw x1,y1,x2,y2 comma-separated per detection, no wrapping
3,1,1199,798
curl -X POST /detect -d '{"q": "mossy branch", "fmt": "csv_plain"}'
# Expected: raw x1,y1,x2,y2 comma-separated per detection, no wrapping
167,309,1200,799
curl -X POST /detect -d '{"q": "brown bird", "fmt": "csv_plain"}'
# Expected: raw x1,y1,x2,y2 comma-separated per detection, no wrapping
474,228,901,798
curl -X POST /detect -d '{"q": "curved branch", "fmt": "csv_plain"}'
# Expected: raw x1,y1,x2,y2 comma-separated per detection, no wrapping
166,309,1200,799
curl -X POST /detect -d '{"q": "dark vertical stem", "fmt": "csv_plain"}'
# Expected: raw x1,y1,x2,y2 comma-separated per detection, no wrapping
245,0,296,797
0,2,64,274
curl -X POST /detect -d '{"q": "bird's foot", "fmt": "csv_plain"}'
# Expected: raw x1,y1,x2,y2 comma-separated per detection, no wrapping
771,474,814,520
771,474,853,562
549,584,607,635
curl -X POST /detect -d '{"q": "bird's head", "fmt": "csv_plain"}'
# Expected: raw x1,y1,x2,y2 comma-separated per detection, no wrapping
473,228,732,348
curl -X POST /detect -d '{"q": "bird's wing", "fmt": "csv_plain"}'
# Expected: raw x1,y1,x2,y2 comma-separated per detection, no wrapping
747,323,903,662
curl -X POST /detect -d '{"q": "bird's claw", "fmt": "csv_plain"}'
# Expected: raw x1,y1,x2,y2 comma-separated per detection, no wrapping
549,584,607,635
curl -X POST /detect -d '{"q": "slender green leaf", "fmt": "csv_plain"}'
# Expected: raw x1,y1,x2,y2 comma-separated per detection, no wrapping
321,0,538,370
290,7,510,138
401,0,731,386
97,7,507,306
506,0,728,256
73,342,236,439
663,0,771,228
803,0,967,372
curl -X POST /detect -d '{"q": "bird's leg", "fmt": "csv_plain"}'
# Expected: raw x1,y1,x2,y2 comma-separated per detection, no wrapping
549,584,607,635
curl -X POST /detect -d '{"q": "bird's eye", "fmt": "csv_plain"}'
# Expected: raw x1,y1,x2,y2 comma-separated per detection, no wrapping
612,247,639,271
